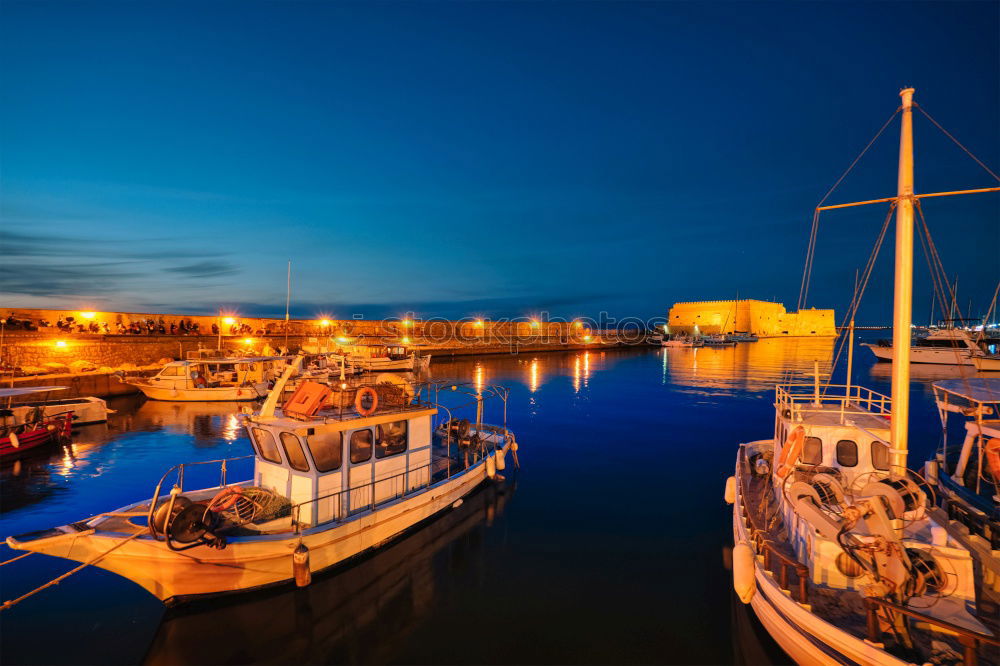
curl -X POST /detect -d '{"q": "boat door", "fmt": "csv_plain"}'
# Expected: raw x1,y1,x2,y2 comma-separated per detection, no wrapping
347,426,375,513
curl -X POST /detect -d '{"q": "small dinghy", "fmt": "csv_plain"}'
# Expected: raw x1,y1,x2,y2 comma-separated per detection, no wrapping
0,387,75,459
4,358,518,606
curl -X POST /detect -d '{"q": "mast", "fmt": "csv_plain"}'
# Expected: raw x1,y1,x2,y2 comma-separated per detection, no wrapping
889,88,915,476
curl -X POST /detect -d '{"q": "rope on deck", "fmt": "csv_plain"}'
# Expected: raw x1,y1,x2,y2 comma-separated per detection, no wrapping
0,532,143,612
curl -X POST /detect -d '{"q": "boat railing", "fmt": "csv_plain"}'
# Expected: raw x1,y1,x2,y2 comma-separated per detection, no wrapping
146,454,255,540
775,383,892,417
863,597,1000,666
736,448,810,603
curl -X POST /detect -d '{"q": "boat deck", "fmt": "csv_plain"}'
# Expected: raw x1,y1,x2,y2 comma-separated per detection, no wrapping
792,402,892,430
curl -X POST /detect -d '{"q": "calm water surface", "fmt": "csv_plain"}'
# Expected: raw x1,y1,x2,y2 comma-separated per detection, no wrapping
0,339,959,665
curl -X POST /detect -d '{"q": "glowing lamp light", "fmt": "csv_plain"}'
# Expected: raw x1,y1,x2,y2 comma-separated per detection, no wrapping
402,319,413,327
337,336,349,343
222,316,236,326
530,320,539,329
243,338,253,345
55,340,67,348
340,383,348,390
402,336,411,344
80,311,96,320
584,334,593,342
475,319,484,327
319,319,331,327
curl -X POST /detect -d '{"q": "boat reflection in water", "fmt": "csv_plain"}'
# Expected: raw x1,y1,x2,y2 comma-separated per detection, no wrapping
143,481,514,666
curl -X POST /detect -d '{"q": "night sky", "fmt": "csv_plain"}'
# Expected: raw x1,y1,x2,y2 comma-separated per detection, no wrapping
2,1,997,324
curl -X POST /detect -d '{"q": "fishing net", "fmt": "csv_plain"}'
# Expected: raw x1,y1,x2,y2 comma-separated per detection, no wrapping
219,487,291,525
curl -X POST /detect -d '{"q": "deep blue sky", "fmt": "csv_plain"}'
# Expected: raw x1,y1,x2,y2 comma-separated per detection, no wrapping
2,1,997,323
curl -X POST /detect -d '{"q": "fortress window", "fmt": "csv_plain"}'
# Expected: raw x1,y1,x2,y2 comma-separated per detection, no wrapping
836,440,858,467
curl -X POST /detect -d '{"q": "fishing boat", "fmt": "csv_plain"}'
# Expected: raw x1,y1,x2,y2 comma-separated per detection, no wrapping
702,334,737,347
0,386,110,427
662,334,704,348
122,357,284,402
862,327,986,366
4,358,518,605
928,379,999,547
0,389,74,459
729,332,759,343
348,345,432,372
728,89,1000,664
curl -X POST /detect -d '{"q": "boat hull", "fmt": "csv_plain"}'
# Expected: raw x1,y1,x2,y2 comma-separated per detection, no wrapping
732,444,910,666
862,343,977,366
8,451,497,603
972,355,1000,372
129,382,268,402
6,397,109,426
0,415,72,459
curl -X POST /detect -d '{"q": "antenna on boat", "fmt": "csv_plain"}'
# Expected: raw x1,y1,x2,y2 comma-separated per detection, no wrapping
845,269,858,416
284,260,292,351
889,87,916,477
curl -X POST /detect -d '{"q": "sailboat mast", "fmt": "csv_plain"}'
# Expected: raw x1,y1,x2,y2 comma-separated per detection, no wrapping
889,87,915,475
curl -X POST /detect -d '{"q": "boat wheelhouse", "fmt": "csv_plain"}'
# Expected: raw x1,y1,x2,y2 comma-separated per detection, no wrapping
125,357,283,402
6,360,517,604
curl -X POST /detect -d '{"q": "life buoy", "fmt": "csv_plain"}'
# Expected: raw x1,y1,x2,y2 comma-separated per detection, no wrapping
9,433,19,449
355,387,379,417
776,425,806,479
209,486,243,512
985,438,1000,481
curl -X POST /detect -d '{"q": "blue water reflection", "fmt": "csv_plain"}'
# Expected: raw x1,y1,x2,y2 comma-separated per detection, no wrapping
0,339,969,664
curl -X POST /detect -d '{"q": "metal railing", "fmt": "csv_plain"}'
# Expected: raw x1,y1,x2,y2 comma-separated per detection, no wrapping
776,383,892,417
146,455,255,540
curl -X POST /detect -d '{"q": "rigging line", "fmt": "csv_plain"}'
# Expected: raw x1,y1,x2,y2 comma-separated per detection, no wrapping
915,104,1000,183
915,201,976,375
824,203,895,394
797,108,901,311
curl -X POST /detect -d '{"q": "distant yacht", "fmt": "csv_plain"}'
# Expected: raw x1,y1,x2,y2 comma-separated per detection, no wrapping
862,327,986,366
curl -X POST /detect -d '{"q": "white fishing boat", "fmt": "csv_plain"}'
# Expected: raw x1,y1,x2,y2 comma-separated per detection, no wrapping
123,357,284,402
729,332,759,343
5,359,518,605
728,89,1000,664
662,334,704,348
0,386,111,427
349,345,432,372
862,327,986,366
702,334,736,347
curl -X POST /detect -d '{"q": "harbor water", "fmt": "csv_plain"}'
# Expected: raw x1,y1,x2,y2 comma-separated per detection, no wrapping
0,339,955,664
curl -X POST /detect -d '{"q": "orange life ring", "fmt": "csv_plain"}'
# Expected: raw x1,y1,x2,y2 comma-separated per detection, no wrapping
776,426,806,479
209,486,243,512
985,438,1000,481
355,387,379,417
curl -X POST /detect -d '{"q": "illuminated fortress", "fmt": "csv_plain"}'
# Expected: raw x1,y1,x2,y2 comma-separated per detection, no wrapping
666,299,836,337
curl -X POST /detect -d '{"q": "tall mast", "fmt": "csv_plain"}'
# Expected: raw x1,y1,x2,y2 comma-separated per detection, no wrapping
889,87,915,476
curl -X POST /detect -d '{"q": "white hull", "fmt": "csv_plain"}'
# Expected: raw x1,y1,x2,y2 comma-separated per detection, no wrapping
130,382,269,402
356,356,431,372
972,355,1000,371
732,454,909,666
9,454,497,603
862,343,977,366
4,397,110,426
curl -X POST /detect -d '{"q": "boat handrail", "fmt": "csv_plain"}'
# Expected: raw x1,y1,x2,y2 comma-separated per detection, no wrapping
776,383,892,416
736,448,810,603
863,597,1000,665
146,454,256,540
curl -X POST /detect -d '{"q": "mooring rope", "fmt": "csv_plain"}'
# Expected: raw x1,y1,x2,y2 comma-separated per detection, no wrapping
0,532,143,612
0,551,35,567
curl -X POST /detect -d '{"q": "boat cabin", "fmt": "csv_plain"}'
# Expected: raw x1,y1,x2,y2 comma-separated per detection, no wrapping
772,383,893,491
245,392,436,528
149,358,280,391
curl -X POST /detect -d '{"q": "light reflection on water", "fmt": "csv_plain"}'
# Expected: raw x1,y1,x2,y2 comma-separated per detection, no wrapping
0,340,963,665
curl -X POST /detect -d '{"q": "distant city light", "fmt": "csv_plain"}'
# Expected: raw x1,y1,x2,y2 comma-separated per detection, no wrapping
222,316,236,325
530,320,539,328
337,336,349,343
319,319,331,327
402,336,411,344
243,338,253,345
475,319,484,327
402,319,413,327
584,334,593,342
80,311,96,320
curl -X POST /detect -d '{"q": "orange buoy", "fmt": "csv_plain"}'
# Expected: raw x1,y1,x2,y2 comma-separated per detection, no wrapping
355,387,379,417
776,426,805,479
209,486,243,512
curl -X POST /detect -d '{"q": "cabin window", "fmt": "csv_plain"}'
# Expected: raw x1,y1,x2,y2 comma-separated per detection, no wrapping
252,428,283,464
160,366,183,376
350,429,373,464
801,437,823,465
871,441,890,471
836,440,858,467
280,433,311,472
376,420,408,458
307,431,343,472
